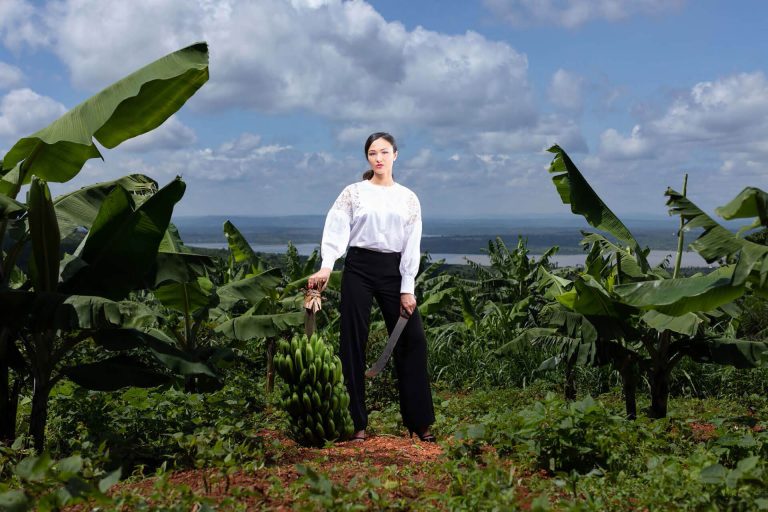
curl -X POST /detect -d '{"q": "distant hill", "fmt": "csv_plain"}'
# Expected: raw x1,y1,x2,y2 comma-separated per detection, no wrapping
173,215,683,254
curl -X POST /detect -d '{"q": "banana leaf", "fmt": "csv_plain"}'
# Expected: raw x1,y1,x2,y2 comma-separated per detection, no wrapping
217,268,282,307
496,327,559,354
151,223,216,286
1,43,209,194
91,328,218,378
63,355,170,391
418,287,458,317
546,145,649,272
614,265,745,316
715,186,768,226
54,174,157,239
60,178,185,299
581,232,648,280
216,311,305,340
641,310,704,337
154,276,215,316
675,337,768,369
223,220,264,273
666,188,768,286
556,275,621,317
27,177,60,292
0,291,158,330
0,193,25,219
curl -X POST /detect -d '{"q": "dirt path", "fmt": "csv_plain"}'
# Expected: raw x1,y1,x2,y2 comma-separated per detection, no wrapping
119,429,450,510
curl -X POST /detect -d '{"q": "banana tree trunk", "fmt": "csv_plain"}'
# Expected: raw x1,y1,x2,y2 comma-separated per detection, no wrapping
564,361,576,401
649,367,670,419
0,329,15,442
0,364,13,441
649,332,672,419
618,360,638,420
265,337,276,393
30,373,52,453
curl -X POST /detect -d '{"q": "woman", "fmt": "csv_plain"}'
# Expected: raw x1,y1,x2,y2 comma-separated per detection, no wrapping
307,132,435,443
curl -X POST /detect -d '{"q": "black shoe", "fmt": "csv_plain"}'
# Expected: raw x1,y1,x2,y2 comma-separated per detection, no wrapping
408,428,436,443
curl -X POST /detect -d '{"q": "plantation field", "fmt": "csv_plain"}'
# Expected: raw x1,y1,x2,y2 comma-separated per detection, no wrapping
5,368,768,510
5,43,768,511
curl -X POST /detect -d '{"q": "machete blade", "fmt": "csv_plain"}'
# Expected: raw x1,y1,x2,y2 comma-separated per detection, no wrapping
365,314,409,378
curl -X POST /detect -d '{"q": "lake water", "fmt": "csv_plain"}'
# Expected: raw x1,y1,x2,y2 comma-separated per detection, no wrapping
191,243,710,268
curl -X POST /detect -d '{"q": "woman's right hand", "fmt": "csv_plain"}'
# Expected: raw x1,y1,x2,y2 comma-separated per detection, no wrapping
308,268,332,291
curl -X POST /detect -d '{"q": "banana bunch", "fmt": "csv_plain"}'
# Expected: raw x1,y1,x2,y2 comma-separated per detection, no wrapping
274,333,354,446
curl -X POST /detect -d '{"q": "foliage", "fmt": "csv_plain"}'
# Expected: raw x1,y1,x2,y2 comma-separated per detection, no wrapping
0,448,120,512
534,145,768,420
46,363,268,473
0,43,211,451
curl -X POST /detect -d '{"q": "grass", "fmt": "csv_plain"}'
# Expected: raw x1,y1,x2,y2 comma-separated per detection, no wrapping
4,373,768,511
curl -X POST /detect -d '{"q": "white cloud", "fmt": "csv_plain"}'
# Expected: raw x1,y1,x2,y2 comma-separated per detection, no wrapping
650,72,768,150
0,0,48,50
483,0,685,28
0,62,24,90
548,69,584,112
598,125,652,159
38,0,536,141
470,114,588,154
0,88,67,139
601,72,768,160
580,71,768,215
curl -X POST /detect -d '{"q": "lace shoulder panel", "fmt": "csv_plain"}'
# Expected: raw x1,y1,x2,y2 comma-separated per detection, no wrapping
330,184,359,219
405,189,421,227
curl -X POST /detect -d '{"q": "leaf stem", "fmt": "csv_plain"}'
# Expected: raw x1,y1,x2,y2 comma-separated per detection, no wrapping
673,174,689,279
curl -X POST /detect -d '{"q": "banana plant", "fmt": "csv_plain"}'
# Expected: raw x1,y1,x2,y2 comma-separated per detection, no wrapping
0,42,210,449
0,177,196,451
147,225,229,392
532,146,768,419
215,226,336,392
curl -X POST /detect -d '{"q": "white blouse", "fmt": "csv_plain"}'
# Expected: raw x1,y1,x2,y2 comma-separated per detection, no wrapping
321,180,422,294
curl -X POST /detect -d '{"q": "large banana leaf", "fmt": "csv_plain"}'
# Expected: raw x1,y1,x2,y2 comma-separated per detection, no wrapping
217,268,282,307
223,220,264,273
613,265,745,316
715,186,768,226
556,275,621,317
91,328,218,378
0,291,157,330
666,188,768,286
27,177,60,292
63,355,170,391
152,224,216,286
154,276,215,316
60,178,185,299
641,310,704,337
0,43,209,194
0,194,25,220
216,311,305,340
675,337,768,369
54,174,158,239
418,287,458,317
581,232,648,281
546,145,649,272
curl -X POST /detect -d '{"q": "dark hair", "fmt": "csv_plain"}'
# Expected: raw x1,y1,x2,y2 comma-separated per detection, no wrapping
362,132,397,180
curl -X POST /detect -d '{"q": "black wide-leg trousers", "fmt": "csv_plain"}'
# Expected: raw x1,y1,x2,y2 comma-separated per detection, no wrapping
339,246,435,432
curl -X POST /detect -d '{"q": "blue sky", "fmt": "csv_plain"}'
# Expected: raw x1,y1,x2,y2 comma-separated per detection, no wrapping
1,0,767,220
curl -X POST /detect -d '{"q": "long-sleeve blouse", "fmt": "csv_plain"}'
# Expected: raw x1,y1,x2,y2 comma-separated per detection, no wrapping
320,180,422,295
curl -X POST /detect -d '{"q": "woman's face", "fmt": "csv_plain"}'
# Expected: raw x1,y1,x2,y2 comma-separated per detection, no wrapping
367,138,397,177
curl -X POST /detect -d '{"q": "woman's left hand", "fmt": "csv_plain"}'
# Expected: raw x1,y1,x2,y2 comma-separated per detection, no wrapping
400,293,417,318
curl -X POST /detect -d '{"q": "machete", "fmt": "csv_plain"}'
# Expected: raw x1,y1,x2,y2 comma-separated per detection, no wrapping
365,314,409,378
